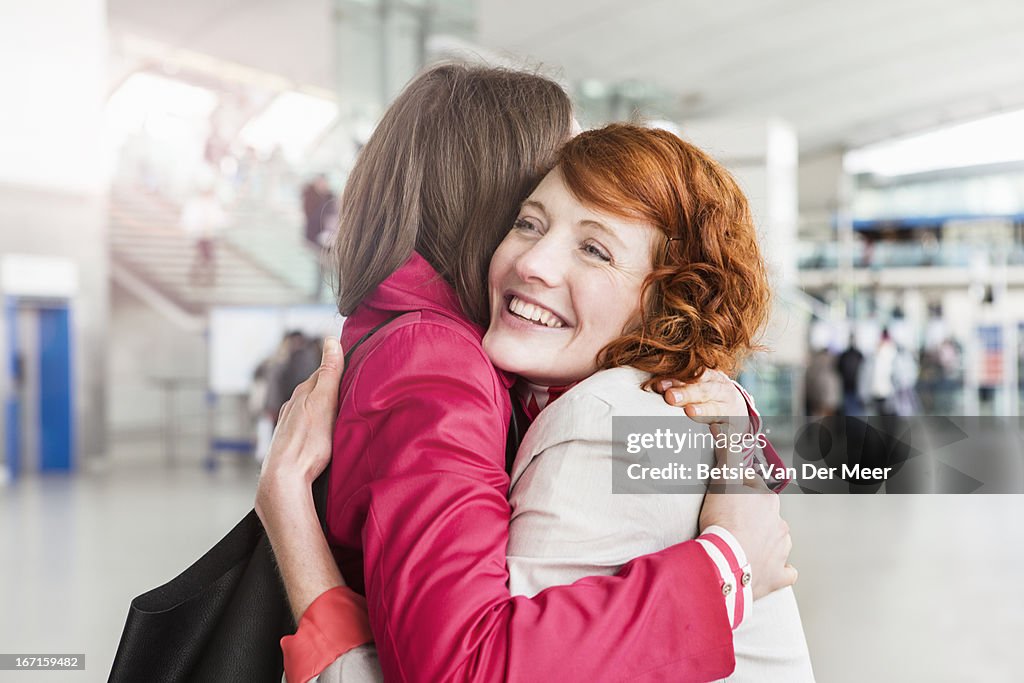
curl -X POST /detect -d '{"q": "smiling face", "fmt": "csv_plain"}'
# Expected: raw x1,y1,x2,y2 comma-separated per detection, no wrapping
481,167,659,386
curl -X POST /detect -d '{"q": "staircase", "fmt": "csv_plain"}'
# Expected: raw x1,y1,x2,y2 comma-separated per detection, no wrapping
223,197,325,298
109,188,320,316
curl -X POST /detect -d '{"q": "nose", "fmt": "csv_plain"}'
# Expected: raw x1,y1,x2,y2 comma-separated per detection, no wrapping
513,232,568,288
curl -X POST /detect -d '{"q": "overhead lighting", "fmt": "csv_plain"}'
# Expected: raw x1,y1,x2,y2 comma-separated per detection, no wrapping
238,91,338,162
845,108,1024,177
106,72,219,133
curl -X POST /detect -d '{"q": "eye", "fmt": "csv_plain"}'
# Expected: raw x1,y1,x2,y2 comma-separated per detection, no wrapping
582,241,612,263
513,217,541,233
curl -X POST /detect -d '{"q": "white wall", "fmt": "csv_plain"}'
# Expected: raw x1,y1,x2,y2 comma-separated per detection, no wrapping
0,0,109,463
107,283,207,439
0,0,107,194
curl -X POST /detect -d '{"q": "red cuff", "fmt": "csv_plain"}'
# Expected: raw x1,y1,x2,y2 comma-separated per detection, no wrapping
737,382,791,492
281,586,374,683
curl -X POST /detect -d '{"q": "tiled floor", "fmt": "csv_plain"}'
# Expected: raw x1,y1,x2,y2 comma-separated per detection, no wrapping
2,447,1022,682
0,449,257,683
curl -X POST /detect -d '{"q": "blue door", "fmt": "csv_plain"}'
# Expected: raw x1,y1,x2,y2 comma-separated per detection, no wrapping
4,299,74,477
38,306,73,471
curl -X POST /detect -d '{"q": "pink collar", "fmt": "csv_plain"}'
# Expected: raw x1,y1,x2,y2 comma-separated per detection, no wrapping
356,251,515,389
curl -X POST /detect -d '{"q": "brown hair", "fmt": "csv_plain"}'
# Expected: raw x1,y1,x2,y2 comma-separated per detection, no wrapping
557,124,770,383
331,64,572,325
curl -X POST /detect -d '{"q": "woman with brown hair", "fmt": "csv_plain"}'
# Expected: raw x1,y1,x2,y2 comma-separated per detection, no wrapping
258,67,797,683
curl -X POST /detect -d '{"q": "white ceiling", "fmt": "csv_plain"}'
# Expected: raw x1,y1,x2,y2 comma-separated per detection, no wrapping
107,0,335,89
107,0,1024,155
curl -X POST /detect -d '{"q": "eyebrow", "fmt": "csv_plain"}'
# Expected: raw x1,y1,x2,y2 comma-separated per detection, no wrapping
579,218,620,241
521,199,548,216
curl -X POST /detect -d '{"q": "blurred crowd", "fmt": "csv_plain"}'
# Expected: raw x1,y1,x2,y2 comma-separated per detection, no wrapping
249,331,324,461
804,325,964,418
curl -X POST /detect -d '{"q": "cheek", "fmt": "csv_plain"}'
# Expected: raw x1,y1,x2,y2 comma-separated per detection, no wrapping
607,293,642,337
575,279,644,343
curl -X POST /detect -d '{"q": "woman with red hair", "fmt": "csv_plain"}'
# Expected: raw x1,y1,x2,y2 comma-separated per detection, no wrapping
485,124,814,681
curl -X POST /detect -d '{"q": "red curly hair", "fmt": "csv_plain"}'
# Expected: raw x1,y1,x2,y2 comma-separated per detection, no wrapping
557,123,770,384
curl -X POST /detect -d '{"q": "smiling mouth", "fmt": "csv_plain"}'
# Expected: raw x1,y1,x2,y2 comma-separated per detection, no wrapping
506,295,566,328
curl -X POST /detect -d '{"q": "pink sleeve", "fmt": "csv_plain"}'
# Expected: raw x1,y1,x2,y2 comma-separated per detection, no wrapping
733,380,790,492
281,586,373,683
349,325,736,683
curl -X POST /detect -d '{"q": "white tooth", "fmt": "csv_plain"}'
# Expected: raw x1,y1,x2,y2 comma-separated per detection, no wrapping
509,297,564,327
511,298,533,321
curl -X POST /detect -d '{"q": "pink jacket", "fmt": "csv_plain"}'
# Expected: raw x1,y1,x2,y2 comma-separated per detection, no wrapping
297,252,736,682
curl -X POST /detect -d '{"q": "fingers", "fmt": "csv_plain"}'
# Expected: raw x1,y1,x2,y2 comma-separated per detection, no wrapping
682,402,731,423
652,376,677,395
276,337,344,433
666,383,718,408
783,563,799,586
655,369,723,393
316,337,345,378
661,372,739,419
311,337,345,408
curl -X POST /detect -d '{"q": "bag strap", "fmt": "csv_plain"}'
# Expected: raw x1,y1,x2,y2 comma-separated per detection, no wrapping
312,312,405,533
505,391,524,476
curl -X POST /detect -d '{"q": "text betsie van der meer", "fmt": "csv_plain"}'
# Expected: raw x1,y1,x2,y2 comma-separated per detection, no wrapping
624,428,892,482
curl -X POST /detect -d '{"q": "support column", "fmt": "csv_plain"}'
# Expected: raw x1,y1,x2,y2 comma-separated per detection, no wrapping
331,0,477,144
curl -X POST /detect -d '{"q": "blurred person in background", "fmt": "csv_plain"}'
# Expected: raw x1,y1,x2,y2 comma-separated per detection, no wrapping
237,145,262,198
870,328,897,416
180,176,228,286
254,66,798,683
264,331,322,429
838,334,866,416
936,337,963,413
892,341,921,416
249,358,274,463
805,345,841,417
265,145,293,209
302,174,338,300
259,336,292,427
303,174,336,246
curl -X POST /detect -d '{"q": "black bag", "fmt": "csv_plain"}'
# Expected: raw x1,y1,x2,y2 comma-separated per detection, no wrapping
109,316,400,683
108,509,295,682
